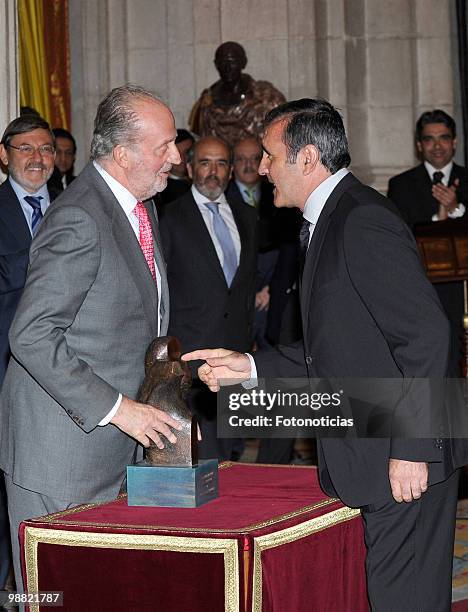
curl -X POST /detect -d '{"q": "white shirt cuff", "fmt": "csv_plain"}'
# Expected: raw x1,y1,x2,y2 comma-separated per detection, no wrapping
449,203,465,219
242,353,258,389
98,393,122,426
432,203,466,221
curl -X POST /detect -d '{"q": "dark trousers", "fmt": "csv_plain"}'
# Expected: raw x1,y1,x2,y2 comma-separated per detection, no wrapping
361,469,459,611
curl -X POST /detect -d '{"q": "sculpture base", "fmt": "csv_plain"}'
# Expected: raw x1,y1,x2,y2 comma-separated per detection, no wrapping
127,459,218,507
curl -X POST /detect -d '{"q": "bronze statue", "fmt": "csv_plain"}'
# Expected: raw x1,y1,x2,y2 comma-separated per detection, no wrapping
189,41,286,146
137,336,197,466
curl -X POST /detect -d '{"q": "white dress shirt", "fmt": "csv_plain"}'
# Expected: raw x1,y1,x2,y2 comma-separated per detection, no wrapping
191,185,241,266
93,161,162,425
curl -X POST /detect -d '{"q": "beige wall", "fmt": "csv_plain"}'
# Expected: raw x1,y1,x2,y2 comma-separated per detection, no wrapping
69,0,456,191
0,0,18,181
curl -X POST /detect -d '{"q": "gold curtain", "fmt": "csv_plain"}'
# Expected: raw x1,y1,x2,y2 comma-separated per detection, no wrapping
18,0,71,130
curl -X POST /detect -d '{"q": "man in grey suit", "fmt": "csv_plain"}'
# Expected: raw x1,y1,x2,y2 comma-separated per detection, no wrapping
0,85,183,591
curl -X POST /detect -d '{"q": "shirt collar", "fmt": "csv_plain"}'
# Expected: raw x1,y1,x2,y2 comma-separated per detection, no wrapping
191,184,228,207
235,179,261,204
93,161,138,216
303,168,350,225
424,160,453,184
9,175,50,204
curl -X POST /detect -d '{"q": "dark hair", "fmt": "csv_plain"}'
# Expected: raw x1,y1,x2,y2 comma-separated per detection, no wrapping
415,109,456,141
175,129,194,145
1,114,54,146
263,98,351,173
52,127,77,153
90,84,162,160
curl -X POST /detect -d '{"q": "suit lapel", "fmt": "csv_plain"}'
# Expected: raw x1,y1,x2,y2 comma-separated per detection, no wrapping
300,173,359,335
414,164,437,215
229,198,249,288
0,181,32,249
84,164,159,337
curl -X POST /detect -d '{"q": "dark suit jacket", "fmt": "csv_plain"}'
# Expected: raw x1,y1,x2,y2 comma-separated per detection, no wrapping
0,180,33,385
254,173,467,507
160,190,257,356
388,162,468,375
388,162,468,226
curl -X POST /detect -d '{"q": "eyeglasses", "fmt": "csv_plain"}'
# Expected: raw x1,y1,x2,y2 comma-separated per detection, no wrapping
6,143,55,156
234,155,262,164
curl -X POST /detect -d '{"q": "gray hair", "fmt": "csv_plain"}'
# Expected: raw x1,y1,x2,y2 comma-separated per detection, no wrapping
1,114,54,146
90,85,162,160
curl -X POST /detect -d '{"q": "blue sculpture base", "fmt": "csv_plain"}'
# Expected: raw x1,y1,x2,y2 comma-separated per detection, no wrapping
127,459,218,507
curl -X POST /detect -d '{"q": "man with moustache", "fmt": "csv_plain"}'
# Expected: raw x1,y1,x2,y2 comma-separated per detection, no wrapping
0,114,56,592
160,136,257,459
184,99,467,610
0,85,183,591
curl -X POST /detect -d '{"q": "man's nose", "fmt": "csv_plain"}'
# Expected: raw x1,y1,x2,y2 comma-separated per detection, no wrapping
258,156,269,176
169,142,181,165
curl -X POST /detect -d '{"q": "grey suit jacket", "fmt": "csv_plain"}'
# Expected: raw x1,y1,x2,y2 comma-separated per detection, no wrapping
0,162,168,502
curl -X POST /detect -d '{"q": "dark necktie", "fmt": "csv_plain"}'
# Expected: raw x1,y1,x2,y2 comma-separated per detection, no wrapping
203,201,238,286
432,171,444,185
24,195,43,235
300,218,311,256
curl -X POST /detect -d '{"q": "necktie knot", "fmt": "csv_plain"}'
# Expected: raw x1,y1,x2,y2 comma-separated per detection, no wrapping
24,195,44,235
203,201,220,215
432,171,444,184
244,188,257,207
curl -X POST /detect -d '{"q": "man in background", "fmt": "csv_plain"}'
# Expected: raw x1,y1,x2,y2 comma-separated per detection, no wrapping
157,128,194,210
160,136,257,460
388,110,468,375
0,113,56,596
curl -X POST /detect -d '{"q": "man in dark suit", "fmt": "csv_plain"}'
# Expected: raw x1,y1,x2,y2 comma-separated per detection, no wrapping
226,137,277,349
184,99,467,610
0,86,183,591
156,129,194,213
47,127,77,199
160,136,257,460
0,114,56,593
388,110,468,375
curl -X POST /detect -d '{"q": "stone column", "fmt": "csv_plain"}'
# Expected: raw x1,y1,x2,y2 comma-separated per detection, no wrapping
0,0,18,180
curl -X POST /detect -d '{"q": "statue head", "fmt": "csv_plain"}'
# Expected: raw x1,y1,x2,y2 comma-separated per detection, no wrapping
214,41,247,85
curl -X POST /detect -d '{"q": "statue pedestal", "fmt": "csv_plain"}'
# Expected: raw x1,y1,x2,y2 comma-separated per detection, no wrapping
127,459,218,507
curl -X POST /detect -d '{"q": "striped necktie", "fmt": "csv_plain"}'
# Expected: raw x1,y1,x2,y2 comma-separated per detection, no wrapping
203,201,238,286
24,195,43,235
244,187,257,207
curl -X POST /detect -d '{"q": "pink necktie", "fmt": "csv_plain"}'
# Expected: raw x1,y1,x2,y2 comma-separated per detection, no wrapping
134,201,156,281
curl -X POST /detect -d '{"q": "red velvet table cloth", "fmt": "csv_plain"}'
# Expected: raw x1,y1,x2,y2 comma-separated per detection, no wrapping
20,463,367,611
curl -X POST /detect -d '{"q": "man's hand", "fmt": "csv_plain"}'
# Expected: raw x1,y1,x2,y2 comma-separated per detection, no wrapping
388,458,428,503
433,178,459,219
111,396,182,448
182,348,252,392
255,286,270,311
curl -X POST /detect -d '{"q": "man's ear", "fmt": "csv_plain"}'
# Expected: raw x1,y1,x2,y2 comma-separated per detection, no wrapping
0,144,9,167
113,144,129,169
187,163,193,180
416,140,423,155
301,145,319,176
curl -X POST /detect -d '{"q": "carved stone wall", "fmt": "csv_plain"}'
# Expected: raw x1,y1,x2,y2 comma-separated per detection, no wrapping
65,0,457,190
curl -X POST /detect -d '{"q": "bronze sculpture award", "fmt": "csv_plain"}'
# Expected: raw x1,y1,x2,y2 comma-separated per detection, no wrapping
127,337,218,507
